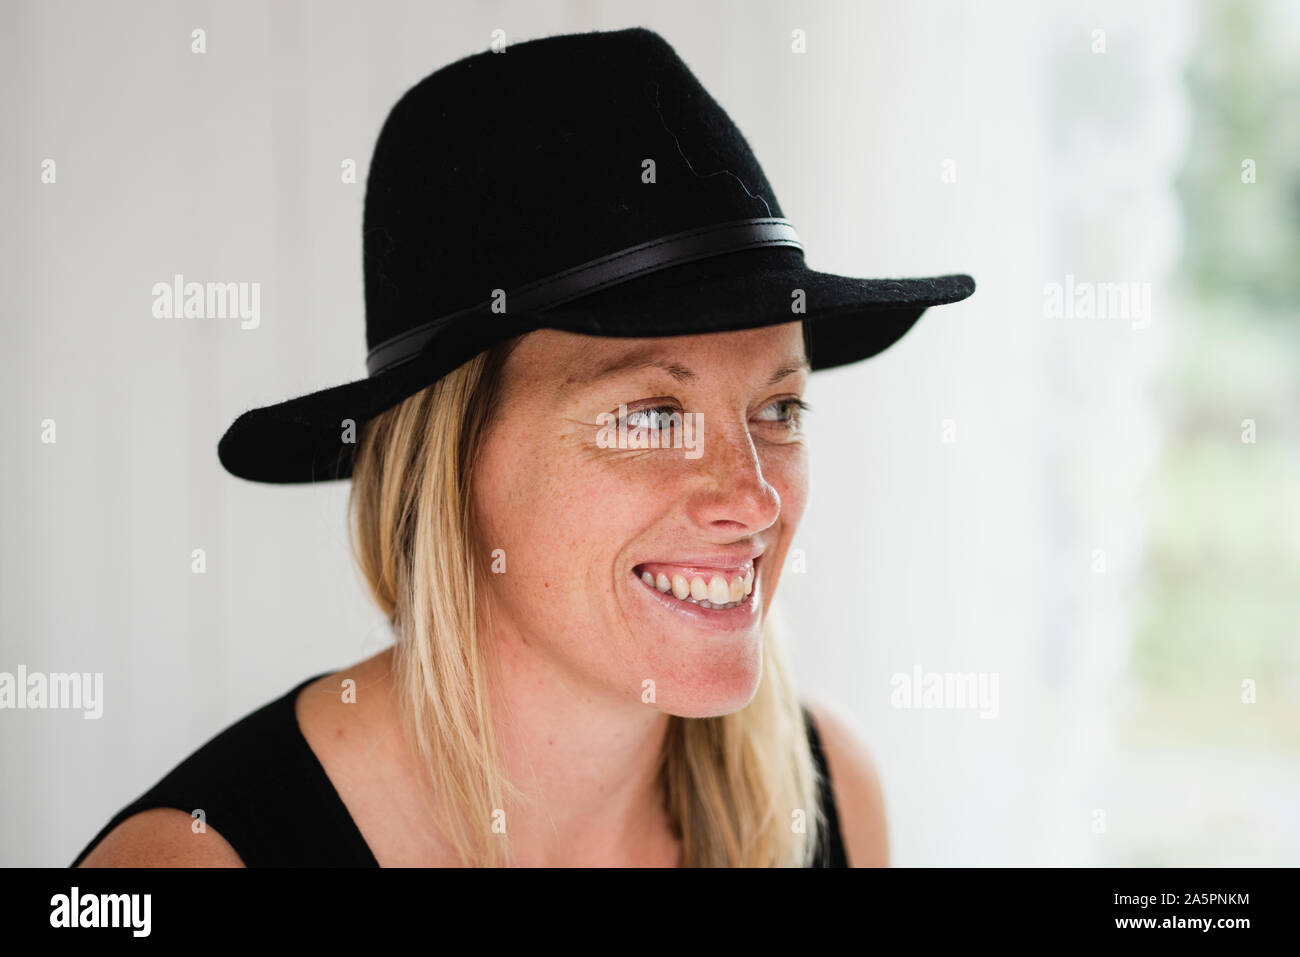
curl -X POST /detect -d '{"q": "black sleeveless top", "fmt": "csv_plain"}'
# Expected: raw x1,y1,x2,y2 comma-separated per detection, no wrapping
71,674,849,867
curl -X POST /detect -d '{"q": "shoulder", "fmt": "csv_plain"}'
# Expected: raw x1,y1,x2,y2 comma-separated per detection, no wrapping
77,808,244,867
75,675,323,868
803,698,889,867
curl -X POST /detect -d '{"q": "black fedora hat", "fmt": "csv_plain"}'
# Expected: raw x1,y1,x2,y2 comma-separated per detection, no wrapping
218,26,974,484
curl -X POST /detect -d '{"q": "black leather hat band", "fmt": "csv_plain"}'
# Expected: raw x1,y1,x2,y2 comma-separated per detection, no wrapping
365,217,803,376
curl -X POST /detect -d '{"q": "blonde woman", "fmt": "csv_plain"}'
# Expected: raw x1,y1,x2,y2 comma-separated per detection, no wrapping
74,27,972,868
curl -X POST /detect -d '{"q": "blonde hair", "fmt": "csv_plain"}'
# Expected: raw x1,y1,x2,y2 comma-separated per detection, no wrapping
347,339,825,866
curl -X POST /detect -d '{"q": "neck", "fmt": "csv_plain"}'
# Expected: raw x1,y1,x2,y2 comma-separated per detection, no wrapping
483,622,680,866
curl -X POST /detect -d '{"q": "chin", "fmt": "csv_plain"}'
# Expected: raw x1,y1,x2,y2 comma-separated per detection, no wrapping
642,643,765,719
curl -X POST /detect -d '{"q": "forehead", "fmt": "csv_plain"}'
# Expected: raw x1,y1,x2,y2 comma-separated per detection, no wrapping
512,325,808,389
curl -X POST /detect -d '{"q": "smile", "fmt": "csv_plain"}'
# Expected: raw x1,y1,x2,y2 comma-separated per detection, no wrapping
632,559,756,611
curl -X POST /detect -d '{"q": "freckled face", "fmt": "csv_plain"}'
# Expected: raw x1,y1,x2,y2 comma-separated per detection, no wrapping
471,323,810,717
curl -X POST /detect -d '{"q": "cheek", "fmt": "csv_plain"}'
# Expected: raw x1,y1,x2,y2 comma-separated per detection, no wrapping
472,421,659,599
766,443,810,527
476,428,579,578
764,447,806,522
760,444,810,597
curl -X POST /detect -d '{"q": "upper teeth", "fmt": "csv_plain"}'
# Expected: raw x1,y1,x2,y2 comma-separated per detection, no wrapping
637,562,754,608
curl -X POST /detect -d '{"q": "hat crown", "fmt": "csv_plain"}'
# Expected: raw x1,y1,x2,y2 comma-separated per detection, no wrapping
361,28,785,351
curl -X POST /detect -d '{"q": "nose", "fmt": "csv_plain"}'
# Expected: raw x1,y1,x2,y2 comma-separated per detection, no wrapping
685,415,781,535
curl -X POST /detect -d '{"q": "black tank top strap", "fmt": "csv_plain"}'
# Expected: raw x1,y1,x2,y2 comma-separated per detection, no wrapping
71,673,379,868
802,704,850,867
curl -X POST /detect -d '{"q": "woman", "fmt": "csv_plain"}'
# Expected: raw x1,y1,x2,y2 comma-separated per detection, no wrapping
74,26,973,867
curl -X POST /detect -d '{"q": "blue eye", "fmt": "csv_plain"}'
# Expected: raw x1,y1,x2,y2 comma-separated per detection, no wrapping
623,405,682,431
757,397,810,429
616,398,810,434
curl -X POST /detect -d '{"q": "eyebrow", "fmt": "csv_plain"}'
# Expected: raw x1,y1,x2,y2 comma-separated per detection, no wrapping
578,350,811,388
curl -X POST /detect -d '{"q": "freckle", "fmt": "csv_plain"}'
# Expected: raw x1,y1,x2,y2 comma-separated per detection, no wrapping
543,580,549,589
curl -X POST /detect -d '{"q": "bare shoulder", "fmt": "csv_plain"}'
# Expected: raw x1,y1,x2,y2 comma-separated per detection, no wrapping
804,698,889,867
76,808,245,868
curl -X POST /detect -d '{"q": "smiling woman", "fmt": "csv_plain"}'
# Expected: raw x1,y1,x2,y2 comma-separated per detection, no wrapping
73,25,970,868
339,325,821,866
75,328,854,867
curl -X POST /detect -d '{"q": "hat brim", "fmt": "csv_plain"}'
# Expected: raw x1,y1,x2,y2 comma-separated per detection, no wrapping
217,262,974,483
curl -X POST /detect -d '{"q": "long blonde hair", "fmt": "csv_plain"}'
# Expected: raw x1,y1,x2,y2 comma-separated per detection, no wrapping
347,339,825,866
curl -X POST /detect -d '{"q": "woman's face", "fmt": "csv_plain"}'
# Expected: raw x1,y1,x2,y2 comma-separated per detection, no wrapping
473,322,810,718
